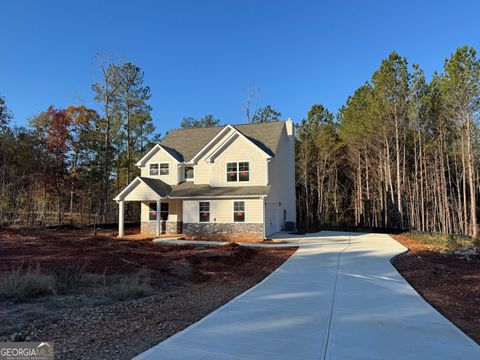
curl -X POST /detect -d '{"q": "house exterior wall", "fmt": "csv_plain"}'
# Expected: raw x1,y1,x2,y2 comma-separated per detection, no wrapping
141,221,182,234
140,200,183,234
183,199,263,223
124,181,160,201
182,198,264,241
140,200,183,222
265,120,296,230
194,135,268,187
124,120,296,238
183,223,263,241
140,148,179,185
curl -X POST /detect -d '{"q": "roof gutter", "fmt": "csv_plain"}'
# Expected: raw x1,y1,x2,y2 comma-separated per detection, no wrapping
167,195,267,200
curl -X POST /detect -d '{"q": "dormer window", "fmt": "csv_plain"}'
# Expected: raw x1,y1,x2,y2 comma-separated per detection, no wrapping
149,164,159,176
185,166,194,181
227,162,250,182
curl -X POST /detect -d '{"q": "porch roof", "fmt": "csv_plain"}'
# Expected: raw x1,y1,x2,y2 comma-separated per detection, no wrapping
115,176,269,201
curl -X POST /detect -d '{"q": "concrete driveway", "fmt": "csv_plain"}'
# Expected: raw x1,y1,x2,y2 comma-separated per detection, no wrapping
135,231,480,360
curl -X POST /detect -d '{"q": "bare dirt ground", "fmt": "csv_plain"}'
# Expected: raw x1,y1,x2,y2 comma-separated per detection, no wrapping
0,228,296,359
391,234,480,344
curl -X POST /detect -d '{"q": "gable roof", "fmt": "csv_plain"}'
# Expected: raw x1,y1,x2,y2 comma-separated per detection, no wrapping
136,144,183,166
160,121,286,163
114,177,169,201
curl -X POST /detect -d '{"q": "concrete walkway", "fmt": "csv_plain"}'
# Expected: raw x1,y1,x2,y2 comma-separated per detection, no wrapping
135,232,480,360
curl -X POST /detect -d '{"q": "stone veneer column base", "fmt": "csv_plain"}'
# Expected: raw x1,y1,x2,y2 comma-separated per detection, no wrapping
141,221,182,235
183,223,264,241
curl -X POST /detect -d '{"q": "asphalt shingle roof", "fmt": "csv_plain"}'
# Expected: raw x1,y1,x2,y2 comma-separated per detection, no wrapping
160,121,286,162
139,177,268,198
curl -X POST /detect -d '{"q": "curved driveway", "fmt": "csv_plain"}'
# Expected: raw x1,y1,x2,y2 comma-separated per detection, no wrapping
136,231,480,359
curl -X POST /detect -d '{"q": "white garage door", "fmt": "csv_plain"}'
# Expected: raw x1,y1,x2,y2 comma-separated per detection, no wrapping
265,203,281,237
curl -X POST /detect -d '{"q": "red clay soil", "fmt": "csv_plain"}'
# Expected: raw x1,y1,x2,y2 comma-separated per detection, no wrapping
0,228,295,280
391,234,480,344
0,228,296,359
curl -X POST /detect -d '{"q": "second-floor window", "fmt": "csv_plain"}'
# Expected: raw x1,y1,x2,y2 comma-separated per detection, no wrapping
185,166,194,180
149,163,169,176
149,164,159,176
159,163,169,175
199,201,210,222
227,162,250,182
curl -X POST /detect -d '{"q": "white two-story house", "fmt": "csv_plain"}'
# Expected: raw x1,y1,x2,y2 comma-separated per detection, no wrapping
114,120,296,240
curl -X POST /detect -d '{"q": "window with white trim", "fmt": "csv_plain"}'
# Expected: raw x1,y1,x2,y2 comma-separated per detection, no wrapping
149,203,169,220
233,201,245,222
199,202,210,222
149,163,159,176
227,162,249,182
159,163,169,175
185,166,194,180
148,203,157,220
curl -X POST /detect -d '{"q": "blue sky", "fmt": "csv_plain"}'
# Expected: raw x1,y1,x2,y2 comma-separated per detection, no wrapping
1,0,479,135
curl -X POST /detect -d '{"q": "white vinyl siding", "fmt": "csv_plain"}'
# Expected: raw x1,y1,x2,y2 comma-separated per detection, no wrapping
194,135,267,186
183,199,263,223
141,200,183,222
140,148,179,184
124,181,159,201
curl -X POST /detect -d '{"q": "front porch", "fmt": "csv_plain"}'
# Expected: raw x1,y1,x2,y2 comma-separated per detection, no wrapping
114,177,269,240
117,199,183,238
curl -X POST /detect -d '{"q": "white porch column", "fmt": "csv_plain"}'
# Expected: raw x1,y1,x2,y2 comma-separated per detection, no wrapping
156,199,161,237
118,200,125,238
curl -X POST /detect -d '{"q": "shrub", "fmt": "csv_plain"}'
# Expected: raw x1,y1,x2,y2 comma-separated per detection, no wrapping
0,265,54,301
473,236,480,247
406,231,449,247
50,263,86,294
446,234,458,250
407,231,473,249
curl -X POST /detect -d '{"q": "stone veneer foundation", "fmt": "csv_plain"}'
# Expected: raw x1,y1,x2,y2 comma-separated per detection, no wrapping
141,221,182,235
183,223,264,241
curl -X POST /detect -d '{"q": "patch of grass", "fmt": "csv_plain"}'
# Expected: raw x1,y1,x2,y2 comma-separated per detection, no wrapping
473,236,480,247
0,265,55,301
406,231,473,249
0,263,157,304
51,263,86,294
99,269,156,301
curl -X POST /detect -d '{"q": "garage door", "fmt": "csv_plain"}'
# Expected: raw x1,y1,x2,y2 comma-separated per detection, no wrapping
265,203,281,237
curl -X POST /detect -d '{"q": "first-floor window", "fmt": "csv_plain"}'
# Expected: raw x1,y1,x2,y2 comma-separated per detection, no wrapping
149,203,157,220
233,201,245,222
149,203,169,220
199,202,210,222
